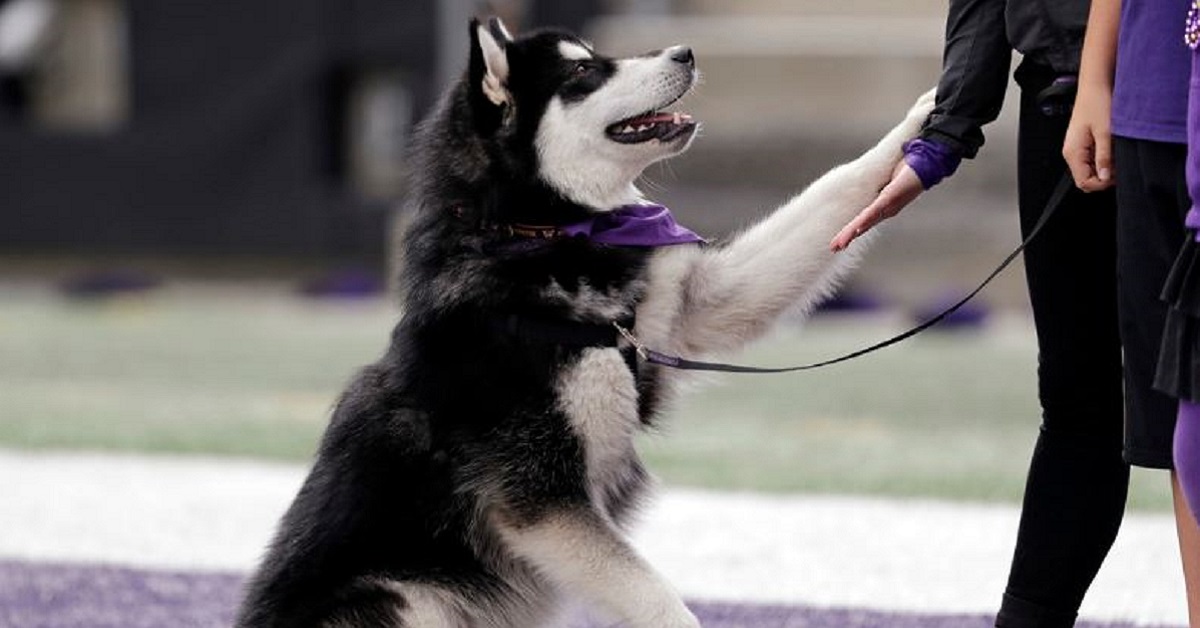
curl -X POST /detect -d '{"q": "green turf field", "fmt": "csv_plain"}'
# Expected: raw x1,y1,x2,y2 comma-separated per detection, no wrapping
0,283,1172,510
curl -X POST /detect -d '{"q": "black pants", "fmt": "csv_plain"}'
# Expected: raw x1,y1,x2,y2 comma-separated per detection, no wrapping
995,67,1130,628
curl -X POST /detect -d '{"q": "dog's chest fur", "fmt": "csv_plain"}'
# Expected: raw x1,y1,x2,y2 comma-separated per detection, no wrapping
554,327,642,517
484,244,654,520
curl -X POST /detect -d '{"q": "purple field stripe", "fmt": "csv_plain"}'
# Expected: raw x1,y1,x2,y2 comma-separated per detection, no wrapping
0,559,1177,628
0,559,241,628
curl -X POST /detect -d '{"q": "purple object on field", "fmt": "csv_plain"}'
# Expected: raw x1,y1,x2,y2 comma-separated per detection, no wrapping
0,560,1180,628
59,269,162,299
298,267,385,299
902,138,962,190
913,290,990,331
815,290,886,314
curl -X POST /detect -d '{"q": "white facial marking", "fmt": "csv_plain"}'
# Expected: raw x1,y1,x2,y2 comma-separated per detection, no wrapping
558,41,593,61
535,49,696,210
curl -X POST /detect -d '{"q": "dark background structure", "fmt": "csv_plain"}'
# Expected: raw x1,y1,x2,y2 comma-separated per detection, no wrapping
1,0,439,260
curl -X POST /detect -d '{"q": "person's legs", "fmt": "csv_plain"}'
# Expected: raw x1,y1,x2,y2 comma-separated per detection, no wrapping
996,76,1129,628
1113,136,1200,628
1175,402,1200,626
1177,402,1200,518
1175,469,1200,627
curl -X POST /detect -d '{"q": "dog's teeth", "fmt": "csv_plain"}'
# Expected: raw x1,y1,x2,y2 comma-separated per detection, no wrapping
622,125,635,133
637,124,651,132
673,112,681,124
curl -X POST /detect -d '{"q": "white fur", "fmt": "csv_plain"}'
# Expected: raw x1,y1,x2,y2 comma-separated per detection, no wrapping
634,90,937,366
557,41,593,61
556,348,641,514
496,510,699,628
383,577,552,628
424,25,932,618
535,47,697,210
385,583,467,627
540,278,641,322
515,89,934,628
485,87,934,628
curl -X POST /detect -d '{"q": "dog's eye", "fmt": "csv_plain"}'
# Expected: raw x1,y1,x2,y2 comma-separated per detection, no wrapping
573,62,591,76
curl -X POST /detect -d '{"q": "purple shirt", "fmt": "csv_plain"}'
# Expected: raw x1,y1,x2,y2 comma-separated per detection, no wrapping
1187,49,1200,235
1113,0,1190,144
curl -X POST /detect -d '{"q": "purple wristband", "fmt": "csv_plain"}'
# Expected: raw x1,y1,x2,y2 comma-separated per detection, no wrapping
902,138,962,190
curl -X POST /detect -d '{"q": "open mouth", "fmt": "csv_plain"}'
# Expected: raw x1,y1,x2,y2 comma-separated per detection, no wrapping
606,110,697,144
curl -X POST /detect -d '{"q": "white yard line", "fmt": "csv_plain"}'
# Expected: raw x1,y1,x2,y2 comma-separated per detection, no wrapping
0,449,1186,626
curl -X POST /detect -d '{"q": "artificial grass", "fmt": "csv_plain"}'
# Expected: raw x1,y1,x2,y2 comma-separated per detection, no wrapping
0,284,1172,510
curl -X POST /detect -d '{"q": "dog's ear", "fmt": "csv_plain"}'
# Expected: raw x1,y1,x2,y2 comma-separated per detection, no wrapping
470,17,513,108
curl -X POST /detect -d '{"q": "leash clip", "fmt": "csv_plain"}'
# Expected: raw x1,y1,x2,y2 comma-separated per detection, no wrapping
612,322,648,360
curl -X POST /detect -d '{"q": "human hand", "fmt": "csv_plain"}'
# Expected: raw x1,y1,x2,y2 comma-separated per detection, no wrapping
830,161,924,252
1062,87,1114,192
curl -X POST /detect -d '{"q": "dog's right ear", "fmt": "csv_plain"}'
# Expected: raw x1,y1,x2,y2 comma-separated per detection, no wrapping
469,17,514,132
474,18,512,107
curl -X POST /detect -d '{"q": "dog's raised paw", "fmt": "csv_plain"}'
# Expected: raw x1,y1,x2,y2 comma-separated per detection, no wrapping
906,88,937,125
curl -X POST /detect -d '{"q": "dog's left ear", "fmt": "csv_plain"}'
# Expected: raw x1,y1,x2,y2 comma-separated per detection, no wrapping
470,17,513,108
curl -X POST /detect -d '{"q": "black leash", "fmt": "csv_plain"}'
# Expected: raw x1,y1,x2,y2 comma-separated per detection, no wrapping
613,173,1076,374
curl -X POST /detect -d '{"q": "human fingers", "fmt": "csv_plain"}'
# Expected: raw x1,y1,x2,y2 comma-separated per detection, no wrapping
1062,125,1098,189
830,202,884,252
830,167,923,252
1084,128,1115,191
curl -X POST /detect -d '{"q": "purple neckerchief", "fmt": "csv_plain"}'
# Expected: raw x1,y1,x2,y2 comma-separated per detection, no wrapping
561,203,705,247
903,138,962,190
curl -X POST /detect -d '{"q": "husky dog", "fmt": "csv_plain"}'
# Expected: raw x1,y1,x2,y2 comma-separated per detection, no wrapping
237,17,934,628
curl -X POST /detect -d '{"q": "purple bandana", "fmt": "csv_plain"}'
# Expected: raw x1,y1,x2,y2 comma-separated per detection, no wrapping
561,203,705,247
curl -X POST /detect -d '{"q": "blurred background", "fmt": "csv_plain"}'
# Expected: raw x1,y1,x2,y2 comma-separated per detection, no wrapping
0,0,1175,519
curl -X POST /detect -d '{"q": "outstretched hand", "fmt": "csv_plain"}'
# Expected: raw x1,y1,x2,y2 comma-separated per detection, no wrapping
830,161,924,252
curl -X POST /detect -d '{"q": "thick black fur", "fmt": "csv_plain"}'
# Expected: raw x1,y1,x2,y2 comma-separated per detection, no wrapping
236,21,670,628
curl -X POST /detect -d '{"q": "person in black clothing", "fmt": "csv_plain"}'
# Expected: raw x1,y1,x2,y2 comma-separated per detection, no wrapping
830,1,1127,626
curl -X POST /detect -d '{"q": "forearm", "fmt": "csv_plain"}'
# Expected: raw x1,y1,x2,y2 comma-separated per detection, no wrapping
920,0,1012,158
674,95,934,356
1063,0,1120,190
1076,0,1121,97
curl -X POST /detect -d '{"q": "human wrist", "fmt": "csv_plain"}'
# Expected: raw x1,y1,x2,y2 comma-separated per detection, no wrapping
902,138,961,190
1074,76,1113,108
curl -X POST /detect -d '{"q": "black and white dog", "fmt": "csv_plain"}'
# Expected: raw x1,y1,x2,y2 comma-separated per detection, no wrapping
237,17,933,628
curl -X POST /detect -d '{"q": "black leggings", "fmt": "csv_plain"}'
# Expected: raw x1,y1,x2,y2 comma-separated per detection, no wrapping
995,70,1130,628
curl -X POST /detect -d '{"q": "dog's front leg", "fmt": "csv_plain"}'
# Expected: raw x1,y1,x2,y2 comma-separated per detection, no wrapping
497,508,699,628
661,89,936,358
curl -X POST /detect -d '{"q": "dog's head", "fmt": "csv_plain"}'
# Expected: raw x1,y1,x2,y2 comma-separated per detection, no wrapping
468,17,698,211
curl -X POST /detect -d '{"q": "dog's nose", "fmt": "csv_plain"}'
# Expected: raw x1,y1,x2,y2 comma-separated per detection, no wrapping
669,46,694,66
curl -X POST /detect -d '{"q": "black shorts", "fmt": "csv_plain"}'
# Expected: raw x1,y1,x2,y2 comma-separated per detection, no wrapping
1113,136,1190,468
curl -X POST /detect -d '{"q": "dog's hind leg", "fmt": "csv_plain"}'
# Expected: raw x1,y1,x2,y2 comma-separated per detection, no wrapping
495,507,699,628
651,89,936,358
318,579,471,628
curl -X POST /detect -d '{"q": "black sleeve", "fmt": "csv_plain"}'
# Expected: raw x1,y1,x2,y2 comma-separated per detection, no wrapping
920,0,1013,159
